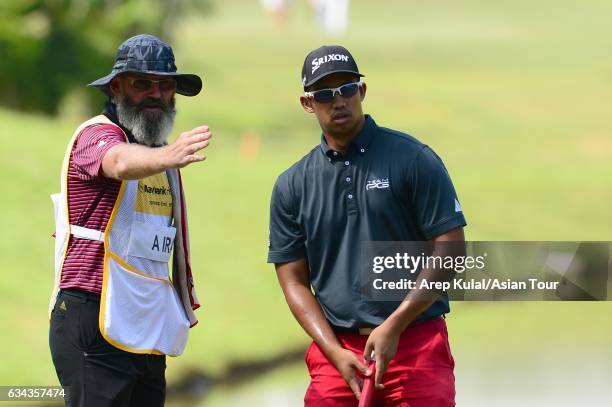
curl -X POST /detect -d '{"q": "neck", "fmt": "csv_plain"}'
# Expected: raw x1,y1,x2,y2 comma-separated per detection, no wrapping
323,115,366,154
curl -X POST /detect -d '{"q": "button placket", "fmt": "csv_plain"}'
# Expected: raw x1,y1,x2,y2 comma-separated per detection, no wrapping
343,156,357,215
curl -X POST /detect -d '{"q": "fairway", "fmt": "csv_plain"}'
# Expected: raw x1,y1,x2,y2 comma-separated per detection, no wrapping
0,0,610,404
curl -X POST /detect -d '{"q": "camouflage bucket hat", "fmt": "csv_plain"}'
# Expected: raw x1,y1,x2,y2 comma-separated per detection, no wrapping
88,34,202,96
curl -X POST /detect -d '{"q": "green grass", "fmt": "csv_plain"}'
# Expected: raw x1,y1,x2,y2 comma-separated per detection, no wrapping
0,0,611,388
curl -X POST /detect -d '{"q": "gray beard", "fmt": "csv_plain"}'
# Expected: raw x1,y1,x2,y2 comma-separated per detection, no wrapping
113,94,176,147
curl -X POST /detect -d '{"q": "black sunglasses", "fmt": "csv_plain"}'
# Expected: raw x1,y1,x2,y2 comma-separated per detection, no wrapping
127,77,177,92
305,82,362,103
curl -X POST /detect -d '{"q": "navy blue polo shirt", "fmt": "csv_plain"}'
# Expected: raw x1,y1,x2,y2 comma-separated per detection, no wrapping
267,115,467,329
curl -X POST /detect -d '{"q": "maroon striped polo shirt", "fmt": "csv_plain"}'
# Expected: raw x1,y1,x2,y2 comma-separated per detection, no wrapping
59,123,126,295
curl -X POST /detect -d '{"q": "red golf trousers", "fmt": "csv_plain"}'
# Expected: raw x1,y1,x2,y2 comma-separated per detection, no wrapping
304,317,455,407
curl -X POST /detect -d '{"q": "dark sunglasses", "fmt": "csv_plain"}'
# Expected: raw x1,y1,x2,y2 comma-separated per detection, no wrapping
127,77,177,92
304,82,362,103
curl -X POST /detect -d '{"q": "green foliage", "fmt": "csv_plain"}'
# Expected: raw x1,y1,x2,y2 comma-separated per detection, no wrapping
0,0,212,114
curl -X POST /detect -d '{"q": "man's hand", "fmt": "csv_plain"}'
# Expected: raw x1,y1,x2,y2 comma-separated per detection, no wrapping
363,322,402,389
160,125,212,168
102,125,213,180
275,259,372,400
329,347,371,400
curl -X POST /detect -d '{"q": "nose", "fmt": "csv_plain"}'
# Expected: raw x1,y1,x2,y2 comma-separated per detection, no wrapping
331,91,346,107
146,82,162,98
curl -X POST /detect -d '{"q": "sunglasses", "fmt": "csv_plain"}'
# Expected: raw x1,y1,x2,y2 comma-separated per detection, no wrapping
304,82,362,103
127,77,177,92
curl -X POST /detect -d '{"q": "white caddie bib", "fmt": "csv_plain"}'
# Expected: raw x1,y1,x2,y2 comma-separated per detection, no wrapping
51,116,196,357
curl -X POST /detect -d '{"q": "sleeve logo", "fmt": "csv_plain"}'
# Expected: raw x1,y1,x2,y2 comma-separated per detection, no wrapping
455,198,462,212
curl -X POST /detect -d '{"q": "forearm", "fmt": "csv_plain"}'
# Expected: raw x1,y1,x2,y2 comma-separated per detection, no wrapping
384,290,438,334
102,125,212,180
282,282,344,359
275,260,369,397
102,143,169,180
384,228,466,333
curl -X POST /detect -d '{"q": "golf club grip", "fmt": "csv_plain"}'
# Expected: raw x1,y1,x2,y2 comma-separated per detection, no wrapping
358,363,376,407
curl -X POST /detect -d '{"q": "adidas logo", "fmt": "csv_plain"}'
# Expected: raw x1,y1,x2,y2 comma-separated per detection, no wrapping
455,198,462,213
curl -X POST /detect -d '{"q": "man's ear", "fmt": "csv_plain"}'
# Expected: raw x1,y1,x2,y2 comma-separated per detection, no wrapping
109,77,122,97
300,96,315,113
359,82,367,102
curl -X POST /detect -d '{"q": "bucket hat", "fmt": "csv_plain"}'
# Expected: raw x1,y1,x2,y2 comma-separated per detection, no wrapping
88,34,202,96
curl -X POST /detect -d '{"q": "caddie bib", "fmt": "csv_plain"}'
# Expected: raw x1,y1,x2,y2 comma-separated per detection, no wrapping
51,115,198,356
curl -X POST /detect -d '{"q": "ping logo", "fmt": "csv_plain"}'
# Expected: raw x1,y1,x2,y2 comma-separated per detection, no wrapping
312,54,349,74
366,178,390,190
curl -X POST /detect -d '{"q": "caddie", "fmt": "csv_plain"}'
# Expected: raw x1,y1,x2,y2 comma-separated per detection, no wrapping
268,45,467,406
49,34,210,406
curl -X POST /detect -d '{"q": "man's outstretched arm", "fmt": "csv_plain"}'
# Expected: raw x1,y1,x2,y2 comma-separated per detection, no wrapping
102,125,212,180
276,258,371,400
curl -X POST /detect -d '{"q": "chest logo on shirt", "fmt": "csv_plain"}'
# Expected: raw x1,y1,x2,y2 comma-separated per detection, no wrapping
366,178,390,191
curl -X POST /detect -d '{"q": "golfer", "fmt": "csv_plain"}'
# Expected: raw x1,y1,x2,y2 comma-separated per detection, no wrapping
268,45,466,406
49,34,209,406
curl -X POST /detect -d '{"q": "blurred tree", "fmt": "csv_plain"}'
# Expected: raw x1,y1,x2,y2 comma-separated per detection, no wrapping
0,0,212,115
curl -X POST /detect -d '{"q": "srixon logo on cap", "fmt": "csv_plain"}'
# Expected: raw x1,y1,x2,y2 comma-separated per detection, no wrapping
312,54,350,74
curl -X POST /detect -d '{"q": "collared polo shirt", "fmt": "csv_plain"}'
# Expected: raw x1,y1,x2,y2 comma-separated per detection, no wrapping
268,115,467,329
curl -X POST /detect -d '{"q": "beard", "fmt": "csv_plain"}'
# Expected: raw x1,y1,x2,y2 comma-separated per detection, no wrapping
113,93,176,147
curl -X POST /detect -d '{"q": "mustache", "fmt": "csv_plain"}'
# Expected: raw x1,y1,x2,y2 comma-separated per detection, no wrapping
137,97,174,111
331,110,351,119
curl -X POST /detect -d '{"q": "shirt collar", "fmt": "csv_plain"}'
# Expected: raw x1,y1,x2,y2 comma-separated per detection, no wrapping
319,114,377,158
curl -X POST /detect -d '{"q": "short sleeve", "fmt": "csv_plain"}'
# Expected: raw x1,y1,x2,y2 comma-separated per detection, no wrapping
267,178,307,263
409,146,467,239
71,124,125,182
